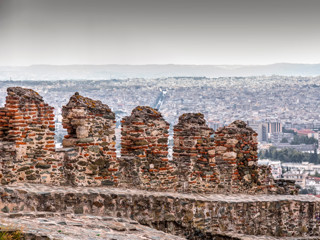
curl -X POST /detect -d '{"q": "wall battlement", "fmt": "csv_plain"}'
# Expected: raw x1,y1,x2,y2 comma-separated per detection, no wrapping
173,113,217,192
0,87,297,194
120,106,176,190
2,87,319,239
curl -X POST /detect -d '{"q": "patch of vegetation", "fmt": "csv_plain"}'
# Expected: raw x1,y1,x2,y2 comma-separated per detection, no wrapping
0,230,23,240
290,135,318,146
259,146,319,164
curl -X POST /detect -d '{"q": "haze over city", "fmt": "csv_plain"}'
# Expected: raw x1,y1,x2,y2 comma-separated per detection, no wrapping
1,0,320,66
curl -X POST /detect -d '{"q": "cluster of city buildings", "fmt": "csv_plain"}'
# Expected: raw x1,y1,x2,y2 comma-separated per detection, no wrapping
259,159,320,194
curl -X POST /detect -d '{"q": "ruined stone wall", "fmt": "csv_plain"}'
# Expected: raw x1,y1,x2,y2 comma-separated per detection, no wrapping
0,88,118,186
173,113,218,193
120,106,176,190
0,87,297,194
61,93,117,186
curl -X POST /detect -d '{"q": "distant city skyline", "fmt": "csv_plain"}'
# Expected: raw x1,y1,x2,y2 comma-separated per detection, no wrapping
1,0,320,66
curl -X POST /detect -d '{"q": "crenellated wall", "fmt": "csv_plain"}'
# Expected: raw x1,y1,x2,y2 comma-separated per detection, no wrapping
0,88,118,186
0,87,298,195
173,113,218,193
1,87,316,239
120,106,176,190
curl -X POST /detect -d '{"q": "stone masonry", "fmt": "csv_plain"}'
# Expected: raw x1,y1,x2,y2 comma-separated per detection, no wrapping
0,87,58,185
173,113,218,193
0,87,317,239
61,92,118,186
215,120,276,194
120,106,176,190
1,184,319,239
0,87,297,194
0,88,118,187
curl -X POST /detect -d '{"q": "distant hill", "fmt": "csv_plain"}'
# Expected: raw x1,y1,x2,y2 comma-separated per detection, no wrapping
0,63,319,80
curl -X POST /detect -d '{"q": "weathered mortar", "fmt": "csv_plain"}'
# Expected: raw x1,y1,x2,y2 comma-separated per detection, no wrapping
0,184,319,238
61,92,118,186
120,106,176,190
173,113,218,193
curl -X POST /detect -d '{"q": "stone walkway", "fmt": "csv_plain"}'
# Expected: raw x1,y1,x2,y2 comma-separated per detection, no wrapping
1,212,319,240
0,212,185,240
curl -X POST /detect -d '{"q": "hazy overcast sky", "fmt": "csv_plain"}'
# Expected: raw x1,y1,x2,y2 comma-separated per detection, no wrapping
0,0,320,66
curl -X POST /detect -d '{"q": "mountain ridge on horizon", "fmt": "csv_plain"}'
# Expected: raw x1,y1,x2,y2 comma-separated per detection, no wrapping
0,63,319,80
1,62,320,67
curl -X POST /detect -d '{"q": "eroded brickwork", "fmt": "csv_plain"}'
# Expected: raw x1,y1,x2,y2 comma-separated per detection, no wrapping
0,87,314,240
0,88,118,186
0,87,298,195
0,87,59,184
120,106,176,190
62,93,118,186
173,113,217,193
214,120,278,194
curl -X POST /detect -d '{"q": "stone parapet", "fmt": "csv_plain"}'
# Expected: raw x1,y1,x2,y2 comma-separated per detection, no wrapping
0,184,319,238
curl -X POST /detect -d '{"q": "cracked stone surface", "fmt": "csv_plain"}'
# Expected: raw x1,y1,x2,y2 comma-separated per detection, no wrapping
0,212,185,240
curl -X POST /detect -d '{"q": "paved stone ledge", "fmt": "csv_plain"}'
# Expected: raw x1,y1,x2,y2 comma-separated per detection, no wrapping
0,183,317,202
1,184,320,238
